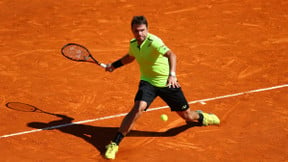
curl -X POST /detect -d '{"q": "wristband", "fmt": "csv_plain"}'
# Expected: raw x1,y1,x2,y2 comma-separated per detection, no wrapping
169,72,176,77
112,60,124,68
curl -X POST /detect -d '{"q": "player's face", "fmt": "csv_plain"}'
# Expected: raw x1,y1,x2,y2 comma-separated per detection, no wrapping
132,24,148,45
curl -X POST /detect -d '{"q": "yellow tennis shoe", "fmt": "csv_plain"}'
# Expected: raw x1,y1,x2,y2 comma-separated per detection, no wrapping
105,142,119,160
201,112,220,126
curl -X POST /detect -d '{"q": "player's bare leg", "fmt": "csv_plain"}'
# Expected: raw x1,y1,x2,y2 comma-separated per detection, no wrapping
119,101,147,135
105,101,147,159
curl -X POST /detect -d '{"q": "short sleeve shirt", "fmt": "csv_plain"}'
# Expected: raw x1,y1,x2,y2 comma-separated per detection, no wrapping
129,33,170,87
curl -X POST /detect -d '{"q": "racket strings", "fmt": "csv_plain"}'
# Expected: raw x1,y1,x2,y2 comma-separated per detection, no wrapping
62,45,91,61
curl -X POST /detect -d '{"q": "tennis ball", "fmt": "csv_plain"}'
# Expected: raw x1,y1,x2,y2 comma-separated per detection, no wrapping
160,114,168,121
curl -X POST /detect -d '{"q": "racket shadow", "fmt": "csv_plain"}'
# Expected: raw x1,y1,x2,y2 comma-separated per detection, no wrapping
27,114,201,156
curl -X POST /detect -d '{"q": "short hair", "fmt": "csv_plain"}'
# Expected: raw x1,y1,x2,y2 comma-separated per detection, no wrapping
131,16,148,28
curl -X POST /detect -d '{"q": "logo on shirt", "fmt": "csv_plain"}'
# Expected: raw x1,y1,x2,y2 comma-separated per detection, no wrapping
182,105,188,110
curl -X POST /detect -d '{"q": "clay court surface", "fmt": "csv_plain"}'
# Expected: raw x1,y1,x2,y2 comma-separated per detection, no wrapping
0,0,287,161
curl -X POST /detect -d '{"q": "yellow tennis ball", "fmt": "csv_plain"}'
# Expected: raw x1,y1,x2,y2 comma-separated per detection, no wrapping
160,114,168,121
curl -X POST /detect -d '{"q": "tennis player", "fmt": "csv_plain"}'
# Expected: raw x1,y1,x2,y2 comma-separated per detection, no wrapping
104,16,220,159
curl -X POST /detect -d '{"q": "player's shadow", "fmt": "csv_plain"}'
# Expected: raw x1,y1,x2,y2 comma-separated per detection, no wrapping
27,113,201,155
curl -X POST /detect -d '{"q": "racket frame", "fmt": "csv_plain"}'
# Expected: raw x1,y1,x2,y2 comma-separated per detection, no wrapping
61,43,107,68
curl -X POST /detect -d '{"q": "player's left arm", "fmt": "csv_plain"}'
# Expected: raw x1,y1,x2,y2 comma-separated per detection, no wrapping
164,50,180,88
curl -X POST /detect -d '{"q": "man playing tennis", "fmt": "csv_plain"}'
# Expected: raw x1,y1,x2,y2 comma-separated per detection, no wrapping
104,16,220,160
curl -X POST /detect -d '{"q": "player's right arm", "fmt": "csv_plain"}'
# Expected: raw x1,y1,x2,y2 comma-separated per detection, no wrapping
106,54,135,72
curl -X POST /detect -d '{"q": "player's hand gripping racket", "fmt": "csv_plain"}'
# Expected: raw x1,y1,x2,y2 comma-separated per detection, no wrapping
61,43,107,68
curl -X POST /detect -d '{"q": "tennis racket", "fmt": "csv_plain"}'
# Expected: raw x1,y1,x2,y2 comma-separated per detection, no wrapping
61,43,107,68
6,102,57,116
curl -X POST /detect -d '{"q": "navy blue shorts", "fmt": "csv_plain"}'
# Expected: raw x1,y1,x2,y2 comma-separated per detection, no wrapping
134,80,189,111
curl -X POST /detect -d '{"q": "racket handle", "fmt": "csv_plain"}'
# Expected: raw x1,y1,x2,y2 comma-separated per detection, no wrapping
99,63,107,68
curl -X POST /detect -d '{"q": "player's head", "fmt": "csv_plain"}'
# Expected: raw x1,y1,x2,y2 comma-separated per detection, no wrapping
131,16,148,44
131,16,148,29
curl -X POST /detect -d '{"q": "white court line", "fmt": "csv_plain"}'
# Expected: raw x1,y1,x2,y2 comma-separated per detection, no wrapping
1,84,287,139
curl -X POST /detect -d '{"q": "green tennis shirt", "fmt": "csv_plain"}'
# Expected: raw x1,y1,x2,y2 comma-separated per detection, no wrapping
129,33,170,87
